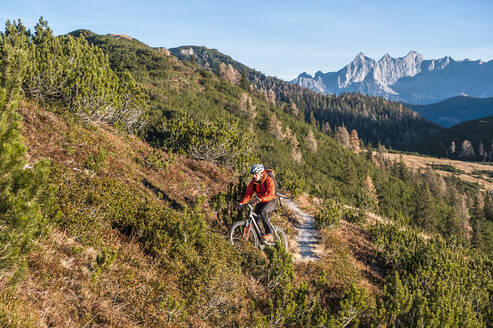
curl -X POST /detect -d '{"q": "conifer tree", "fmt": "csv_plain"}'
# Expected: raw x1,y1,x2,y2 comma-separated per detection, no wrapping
240,67,249,91
470,196,484,249
0,22,51,281
483,192,493,221
460,140,475,158
413,184,435,231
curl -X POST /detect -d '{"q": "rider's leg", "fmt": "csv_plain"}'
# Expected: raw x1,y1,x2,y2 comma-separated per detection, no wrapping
254,200,276,235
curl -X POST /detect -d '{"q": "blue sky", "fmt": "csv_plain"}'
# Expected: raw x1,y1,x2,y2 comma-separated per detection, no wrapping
2,0,492,79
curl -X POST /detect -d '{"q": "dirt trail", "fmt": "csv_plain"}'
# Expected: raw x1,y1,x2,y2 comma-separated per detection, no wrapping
283,196,430,262
283,198,322,262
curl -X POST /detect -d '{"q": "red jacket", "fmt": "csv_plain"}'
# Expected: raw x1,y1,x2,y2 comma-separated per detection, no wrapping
240,171,276,205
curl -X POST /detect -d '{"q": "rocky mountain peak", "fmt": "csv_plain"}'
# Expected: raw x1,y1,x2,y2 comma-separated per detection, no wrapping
404,50,420,57
292,51,493,104
298,72,313,79
352,52,373,66
380,53,391,61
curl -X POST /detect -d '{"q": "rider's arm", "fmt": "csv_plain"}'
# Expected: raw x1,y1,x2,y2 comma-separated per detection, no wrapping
239,181,254,205
259,176,276,203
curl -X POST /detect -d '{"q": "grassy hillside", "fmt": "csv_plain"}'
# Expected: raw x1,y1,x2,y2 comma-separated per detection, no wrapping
1,19,492,327
410,95,493,127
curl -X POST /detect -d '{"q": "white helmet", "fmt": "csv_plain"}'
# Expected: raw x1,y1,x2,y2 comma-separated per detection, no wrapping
249,164,264,174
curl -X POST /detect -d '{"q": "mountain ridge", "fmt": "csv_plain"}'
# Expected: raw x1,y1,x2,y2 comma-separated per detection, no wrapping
409,95,493,127
292,51,493,104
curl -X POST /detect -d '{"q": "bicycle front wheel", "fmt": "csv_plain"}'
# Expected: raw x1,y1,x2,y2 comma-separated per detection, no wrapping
229,220,259,249
273,226,289,250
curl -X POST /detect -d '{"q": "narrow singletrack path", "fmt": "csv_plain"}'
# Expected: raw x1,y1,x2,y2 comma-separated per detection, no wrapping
283,199,322,262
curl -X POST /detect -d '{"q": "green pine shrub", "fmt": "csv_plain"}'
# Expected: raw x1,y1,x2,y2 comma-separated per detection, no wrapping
369,223,492,327
139,147,169,170
277,168,306,197
343,207,366,226
3,18,148,132
0,23,53,282
315,199,343,229
160,112,258,171
85,146,108,173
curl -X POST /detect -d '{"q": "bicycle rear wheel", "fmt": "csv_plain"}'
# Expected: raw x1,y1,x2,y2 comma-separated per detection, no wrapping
229,220,259,249
273,226,289,250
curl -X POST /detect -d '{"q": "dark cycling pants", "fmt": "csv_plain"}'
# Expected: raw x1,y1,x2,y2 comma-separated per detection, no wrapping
254,200,276,235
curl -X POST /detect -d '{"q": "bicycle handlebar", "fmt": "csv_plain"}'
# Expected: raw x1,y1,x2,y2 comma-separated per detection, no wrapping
240,194,289,210
243,203,254,210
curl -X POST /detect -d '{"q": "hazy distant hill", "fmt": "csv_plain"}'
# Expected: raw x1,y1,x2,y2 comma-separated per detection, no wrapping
169,46,441,147
408,96,493,127
292,51,493,105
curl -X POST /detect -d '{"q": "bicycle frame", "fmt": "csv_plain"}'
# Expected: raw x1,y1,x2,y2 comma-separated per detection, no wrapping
242,204,264,240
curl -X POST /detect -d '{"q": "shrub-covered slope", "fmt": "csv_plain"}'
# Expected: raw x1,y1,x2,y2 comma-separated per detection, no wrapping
169,45,441,147
1,19,492,327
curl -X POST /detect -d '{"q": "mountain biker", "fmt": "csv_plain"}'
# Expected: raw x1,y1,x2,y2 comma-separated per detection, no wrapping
238,164,276,243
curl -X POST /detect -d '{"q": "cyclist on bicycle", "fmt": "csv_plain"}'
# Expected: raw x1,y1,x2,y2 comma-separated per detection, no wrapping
238,164,276,243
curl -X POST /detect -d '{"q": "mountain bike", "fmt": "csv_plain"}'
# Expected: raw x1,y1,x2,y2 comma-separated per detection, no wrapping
229,203,288,250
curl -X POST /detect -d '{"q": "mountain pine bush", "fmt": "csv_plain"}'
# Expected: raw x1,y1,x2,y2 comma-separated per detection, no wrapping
315,200,343,229
160,112,258,171
2,18,148,132
370,223,492,327
0,22,52,282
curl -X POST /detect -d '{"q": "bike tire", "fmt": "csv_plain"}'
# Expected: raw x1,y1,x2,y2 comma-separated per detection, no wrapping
273,226,289,250
229,220,259,249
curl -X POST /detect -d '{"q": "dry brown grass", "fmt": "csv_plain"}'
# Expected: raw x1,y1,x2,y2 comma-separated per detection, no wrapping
10,229,186,327
19,101,235,217
332,221,384,297
383,152,493,190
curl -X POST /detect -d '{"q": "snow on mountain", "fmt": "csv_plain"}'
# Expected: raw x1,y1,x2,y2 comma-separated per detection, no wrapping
292,52,493,104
